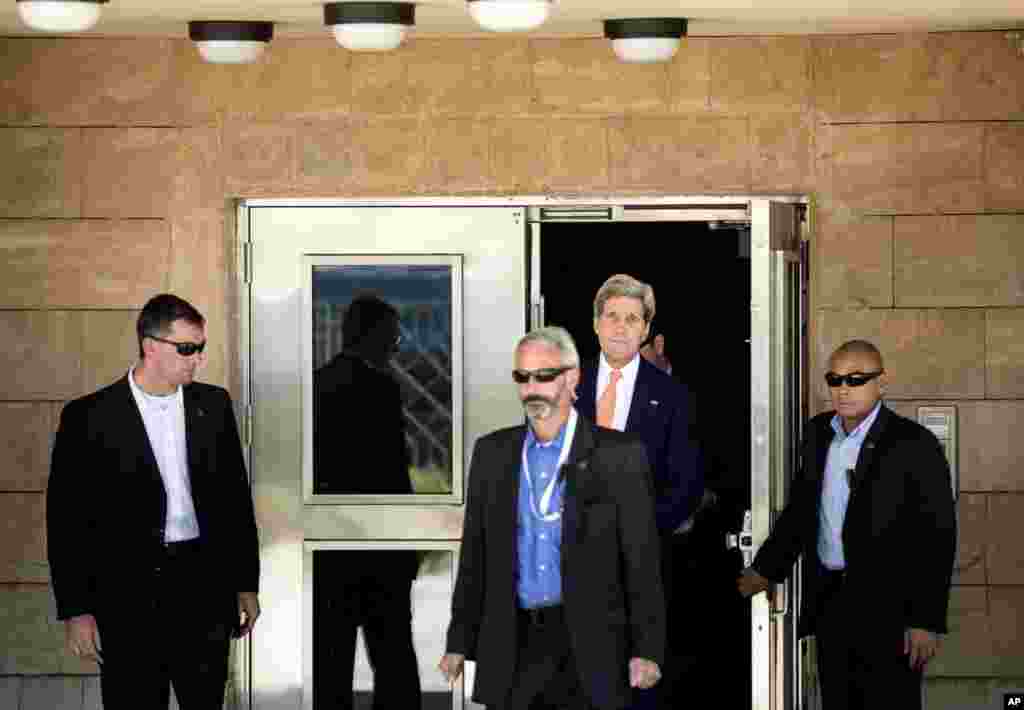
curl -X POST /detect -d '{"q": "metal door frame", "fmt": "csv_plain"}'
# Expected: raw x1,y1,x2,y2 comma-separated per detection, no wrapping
236,195,809,710
751,200,807,710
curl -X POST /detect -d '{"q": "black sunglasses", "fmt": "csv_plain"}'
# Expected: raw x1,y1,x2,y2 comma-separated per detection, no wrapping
148,334,207,357
512,366,572,384
824,370,883,388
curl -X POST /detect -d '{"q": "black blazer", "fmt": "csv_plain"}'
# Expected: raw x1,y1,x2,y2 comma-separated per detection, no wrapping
446,415,665,709
577,357,702,534
47,376,260,623
752,405,955,643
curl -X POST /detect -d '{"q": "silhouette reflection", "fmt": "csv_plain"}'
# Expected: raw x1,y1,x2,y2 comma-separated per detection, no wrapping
314,296,413,495
312,265,455,495
313,549,422,710
313,296,422,709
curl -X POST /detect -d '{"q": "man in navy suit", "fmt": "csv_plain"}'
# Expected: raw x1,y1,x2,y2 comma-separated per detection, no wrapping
575,274,702,710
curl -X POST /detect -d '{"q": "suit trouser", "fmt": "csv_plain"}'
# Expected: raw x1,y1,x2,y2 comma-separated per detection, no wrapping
97,541,233,710
815,570,922,710
626,531,677,710
493,606,596,710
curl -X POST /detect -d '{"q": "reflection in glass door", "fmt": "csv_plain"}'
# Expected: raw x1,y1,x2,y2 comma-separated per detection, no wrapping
305,544,457,710
305,257,463,503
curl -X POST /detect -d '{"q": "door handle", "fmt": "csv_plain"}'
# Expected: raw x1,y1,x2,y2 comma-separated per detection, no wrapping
726,509,754,567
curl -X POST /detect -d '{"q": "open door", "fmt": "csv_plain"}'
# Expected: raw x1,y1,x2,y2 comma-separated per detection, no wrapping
748,199,806,710
527,197,807,710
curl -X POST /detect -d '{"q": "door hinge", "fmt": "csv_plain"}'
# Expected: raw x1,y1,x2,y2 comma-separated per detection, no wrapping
243,403,253,448
241,242,253,284
530,295,546,328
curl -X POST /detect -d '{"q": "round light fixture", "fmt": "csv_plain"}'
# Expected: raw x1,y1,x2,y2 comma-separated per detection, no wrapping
603,18,688,63
188,21,274,64
467,0,551,33
324,2,415,51
16,0,108,33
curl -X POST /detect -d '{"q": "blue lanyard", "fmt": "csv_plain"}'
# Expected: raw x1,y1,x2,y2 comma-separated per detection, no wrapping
521,409,577,522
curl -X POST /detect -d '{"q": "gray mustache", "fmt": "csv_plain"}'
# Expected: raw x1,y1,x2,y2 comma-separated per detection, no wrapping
523,395,554,406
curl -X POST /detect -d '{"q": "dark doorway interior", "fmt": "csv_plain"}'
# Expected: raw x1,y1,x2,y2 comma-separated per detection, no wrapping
540,220,752,708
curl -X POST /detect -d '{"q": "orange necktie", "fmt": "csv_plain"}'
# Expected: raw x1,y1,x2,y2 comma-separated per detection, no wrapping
596,369,622,429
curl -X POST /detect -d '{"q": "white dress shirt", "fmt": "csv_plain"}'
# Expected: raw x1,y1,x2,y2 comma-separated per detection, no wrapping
595,353,641,432
128,368,200,543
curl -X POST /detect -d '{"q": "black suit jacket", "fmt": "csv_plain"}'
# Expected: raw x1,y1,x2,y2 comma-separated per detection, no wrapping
47,376,260,623
752,405,955,643
578,357,702,534
446,414,665,709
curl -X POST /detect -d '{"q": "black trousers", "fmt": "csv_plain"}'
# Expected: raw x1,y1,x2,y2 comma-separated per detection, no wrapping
815,570,922,710
313,552,421,710
493,606,596,710
626,531,676,710
96,541,234,710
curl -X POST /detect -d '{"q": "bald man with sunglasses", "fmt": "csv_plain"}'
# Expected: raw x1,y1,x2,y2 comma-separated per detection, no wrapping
738,340,955,710
47,293,260,710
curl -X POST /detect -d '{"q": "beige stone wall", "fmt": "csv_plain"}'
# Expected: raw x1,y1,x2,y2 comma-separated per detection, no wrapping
0,31,1022,704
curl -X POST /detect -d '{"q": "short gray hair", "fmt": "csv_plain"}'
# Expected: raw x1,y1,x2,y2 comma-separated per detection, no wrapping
516,326,580,368
593,273,655,323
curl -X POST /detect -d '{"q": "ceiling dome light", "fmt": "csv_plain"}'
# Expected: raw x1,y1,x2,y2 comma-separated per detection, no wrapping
324,2,415,52
467,0,551,33
603,18,688,63
188,21,274,64
16,0,108,33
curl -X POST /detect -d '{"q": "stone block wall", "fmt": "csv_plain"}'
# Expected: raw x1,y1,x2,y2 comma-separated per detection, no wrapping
0,30,1021,707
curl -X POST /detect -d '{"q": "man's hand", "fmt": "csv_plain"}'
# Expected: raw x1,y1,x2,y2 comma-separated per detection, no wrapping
438,653,465,686
737,568,772,598
65,614,102,663
905,628,939,671
629,658,661,689
236,592,261,638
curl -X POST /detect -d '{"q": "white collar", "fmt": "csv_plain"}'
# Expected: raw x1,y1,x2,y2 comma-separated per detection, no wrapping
598,352,640,386
129,367,181,410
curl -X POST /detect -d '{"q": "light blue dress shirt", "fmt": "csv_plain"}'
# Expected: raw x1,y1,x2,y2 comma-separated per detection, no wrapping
817,402,882,570
516,419,569,609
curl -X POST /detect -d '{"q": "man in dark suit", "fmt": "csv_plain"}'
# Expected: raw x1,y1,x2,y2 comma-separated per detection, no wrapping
738,340,956,710
313,295,421,710
575,274,702,709
47,294,261,710
439,326,665,710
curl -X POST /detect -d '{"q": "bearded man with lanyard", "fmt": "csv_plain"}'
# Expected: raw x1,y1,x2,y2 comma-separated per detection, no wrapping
439,326,665,710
